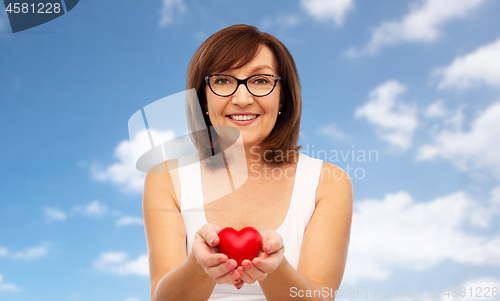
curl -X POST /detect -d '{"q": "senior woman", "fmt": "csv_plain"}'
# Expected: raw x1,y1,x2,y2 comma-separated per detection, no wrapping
143,24,353,301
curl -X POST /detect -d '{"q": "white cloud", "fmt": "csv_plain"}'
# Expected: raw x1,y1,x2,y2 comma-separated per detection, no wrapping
91,139,146,194
94,252,149,276
159,0,187,27
91,129,180,194
300,0,354,26
0,283,20,292
0,244,49,261
442,104,466,131
491,186,500,205
426,102,466,132
116,216,143,227
44,201,130,225
344,190,500,283
73,200,108,218
436,38,500,90
417,101,500,178
124,298,140,301
425,99,449,118
0,274,20,292
43,207,67,222
345,0,486,57
355,80,418,149
12,244,49,260
316,123,346,140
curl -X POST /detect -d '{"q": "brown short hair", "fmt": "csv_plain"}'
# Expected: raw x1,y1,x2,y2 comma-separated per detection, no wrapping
186,24,302,164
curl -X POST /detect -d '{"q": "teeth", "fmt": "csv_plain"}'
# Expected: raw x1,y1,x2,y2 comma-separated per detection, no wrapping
229,115,257,121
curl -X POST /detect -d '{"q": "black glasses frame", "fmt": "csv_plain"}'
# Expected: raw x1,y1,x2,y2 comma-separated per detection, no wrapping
204,74,282,97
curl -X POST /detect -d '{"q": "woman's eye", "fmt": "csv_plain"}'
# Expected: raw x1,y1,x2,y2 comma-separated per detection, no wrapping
215,78,230,85
253,78,269,85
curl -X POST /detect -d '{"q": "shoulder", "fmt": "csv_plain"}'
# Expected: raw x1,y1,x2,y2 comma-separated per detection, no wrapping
297,160,352,290
143,159,181,211
315,161,353,208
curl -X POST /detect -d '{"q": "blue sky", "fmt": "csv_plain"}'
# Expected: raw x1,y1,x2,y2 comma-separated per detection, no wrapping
1,0,500,300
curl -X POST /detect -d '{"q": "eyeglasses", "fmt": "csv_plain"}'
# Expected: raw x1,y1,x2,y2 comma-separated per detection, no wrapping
204,74,281,97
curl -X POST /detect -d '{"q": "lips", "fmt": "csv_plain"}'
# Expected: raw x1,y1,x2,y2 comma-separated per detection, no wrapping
226,115,260,125
227,114,259,121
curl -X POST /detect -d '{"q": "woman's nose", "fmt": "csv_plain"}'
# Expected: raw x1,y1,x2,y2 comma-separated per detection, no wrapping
231,83,254,107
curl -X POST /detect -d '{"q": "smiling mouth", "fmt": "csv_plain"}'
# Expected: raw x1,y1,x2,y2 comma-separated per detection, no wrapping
227,114,260,121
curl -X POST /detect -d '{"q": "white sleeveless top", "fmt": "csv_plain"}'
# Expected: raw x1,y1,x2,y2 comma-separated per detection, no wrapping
178,152,323,301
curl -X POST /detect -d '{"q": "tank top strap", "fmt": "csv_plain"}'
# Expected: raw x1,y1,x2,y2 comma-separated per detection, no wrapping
178,155,204,212
178,155,205,255
288,152,324,230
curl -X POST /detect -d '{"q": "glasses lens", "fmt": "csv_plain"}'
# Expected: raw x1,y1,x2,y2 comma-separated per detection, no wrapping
209,75,236,96
247,75,276,96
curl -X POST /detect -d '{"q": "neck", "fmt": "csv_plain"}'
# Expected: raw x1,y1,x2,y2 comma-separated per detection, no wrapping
216,140,298,180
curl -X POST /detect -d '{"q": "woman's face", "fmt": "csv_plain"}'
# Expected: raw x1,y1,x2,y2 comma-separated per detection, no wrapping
205,45,281,149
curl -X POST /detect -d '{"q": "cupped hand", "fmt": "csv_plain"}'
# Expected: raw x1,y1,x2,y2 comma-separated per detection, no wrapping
235,229,284,285
192,223,244,287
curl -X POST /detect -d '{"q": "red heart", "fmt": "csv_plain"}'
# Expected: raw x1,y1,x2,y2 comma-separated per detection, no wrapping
217,227,263,267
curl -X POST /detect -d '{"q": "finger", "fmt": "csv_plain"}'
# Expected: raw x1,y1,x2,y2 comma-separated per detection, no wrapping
197,223,221,247
205,259,238,279
241,260,267,282
234,280,244,290
251,252,281,273
196,251,228,269
261,232,284,254
213,267,241,285
236,265,255,284
192,233,228,268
